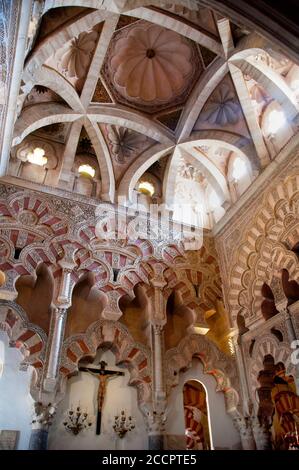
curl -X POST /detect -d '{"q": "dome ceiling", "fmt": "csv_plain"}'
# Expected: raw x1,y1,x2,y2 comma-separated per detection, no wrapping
9,0,299,229
102,20,202,112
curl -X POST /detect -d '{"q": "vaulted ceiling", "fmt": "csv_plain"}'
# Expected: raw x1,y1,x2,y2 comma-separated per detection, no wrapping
9,0,299,228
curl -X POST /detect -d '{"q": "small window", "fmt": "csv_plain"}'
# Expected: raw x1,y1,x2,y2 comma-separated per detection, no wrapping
78,164,95,178
138,181,155,196
266,109,286,135
232,157,247,180
27,147,47,166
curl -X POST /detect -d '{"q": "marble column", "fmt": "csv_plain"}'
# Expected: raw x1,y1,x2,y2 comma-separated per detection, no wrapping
0,0,33,176
43,266,74,392
148,324,166,450
147,411,166,450
252,417,272,450
152,324,165,403
43,306,67,392
232,335,252,415
145,267,169,450
282,308,299,392
233,415,256,450
29,402,56,450
283,307,298,343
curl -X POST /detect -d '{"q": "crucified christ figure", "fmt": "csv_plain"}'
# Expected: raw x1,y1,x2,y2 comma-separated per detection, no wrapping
79,360,124,435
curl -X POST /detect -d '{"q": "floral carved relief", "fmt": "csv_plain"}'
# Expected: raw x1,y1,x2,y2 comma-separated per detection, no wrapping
105,125,151,164
201,83,240,126
57,30,98,79
46,28,100,91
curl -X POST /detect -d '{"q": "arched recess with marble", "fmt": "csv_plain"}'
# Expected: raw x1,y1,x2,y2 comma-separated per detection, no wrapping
247,333,295,400
52,318,152,449
164,334,240,450
59,319,152,411
48,349,149,450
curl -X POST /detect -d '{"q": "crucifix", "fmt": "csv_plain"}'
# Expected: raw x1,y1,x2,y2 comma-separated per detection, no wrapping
79,360,125,435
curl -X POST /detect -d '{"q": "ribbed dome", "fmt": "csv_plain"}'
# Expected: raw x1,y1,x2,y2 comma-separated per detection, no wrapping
110,24,193,103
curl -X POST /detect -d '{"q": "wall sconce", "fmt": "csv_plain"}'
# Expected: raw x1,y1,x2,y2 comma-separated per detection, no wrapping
113,410,135,438
63,405,93,435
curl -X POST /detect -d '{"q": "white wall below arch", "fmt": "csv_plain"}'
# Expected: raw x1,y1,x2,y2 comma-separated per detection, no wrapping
165,358,241,450
48,350,148,450
0,331,34,450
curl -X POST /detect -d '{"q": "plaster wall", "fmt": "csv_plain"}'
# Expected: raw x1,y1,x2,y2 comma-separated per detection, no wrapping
165,358,241,450
48,350,148,450
0,331,34,450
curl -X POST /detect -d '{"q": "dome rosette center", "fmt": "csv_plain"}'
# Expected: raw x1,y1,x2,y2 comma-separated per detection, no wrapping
146,48,156,59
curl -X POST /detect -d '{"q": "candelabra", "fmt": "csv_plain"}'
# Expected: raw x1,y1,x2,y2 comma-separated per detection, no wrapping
63,405,92,435
113,410,135,438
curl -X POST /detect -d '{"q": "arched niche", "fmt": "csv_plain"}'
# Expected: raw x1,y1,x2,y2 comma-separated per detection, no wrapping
165,358,240,450
15,263,54,335
48,349,148,450
227,152,253,201
261,283,279,321
164,290,195,351
64,273,107,339
183,379,212,450
281,269,299,306
260,100,294,158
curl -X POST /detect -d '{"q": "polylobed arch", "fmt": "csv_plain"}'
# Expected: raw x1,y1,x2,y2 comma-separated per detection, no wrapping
228,169,299,325
60,319,152,408
248,333,294,395
0,300,47,376
165,333,240,415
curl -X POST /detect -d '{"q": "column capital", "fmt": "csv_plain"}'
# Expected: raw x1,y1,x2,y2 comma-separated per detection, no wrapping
153,324,164,334
52,306,68,321
146,410,166,435
31,402,56,430
280,306,291,318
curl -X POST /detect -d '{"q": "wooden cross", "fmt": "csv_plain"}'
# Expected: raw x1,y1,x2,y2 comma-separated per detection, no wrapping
79,360,124,435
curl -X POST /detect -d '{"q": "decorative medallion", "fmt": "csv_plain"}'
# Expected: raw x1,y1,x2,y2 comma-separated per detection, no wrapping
201,83,240,126
105,125,151,164
18,210,38,226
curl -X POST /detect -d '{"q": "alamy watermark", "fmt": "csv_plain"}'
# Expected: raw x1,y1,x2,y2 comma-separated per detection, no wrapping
95,197,205,250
